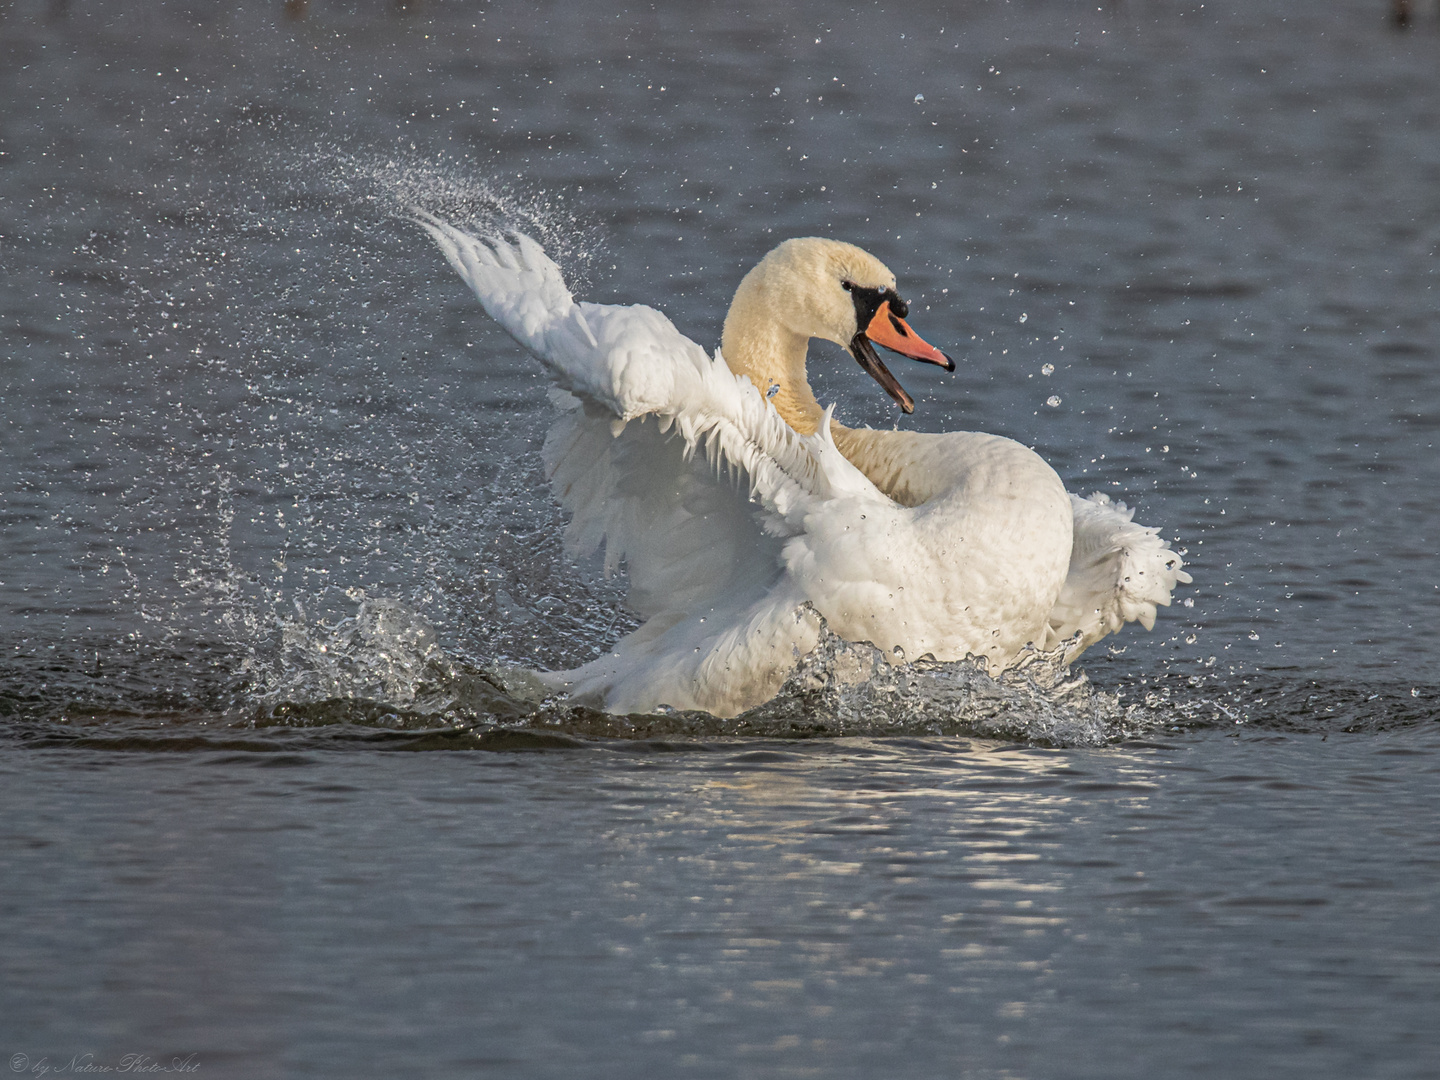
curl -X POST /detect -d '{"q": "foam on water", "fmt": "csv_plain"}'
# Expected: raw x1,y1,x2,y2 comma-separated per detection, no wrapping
225,607,1435,748
224,597,1174,748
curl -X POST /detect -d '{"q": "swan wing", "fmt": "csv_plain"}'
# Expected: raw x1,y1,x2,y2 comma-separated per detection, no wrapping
414,210,696,420
1047,492,1192,656
540,392,779,619
413,214,880,662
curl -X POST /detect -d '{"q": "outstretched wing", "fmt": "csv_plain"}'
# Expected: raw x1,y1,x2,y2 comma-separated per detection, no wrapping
415,211,701,422
1046,492,1192,657
413,213,879,669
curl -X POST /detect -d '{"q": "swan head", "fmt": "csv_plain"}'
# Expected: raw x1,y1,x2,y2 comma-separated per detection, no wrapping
723,237,954,414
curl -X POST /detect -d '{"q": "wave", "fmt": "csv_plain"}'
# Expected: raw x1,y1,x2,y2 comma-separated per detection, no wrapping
9,598,1434,754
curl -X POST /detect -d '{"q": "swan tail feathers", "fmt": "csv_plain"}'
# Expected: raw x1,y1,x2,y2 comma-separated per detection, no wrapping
1048,492,1191,657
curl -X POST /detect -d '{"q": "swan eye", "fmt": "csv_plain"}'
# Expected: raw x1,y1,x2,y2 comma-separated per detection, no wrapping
841,280,854,292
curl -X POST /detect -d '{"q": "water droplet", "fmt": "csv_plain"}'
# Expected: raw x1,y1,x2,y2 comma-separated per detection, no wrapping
1412,688,1420,697
914,93,925,103
1247,631,1260,641
1041,363,1054,376
1045,395,1061,408
771,87,781,96
1019,312,1028,323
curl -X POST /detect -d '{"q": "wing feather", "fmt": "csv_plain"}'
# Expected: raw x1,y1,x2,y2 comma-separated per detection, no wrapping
412,212,875,531
413,213,883,667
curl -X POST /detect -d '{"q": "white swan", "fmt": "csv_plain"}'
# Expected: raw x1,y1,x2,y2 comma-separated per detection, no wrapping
414,213,1190,717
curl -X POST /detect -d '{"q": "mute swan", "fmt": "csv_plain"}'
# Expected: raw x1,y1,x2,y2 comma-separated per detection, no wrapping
414,213,1190,718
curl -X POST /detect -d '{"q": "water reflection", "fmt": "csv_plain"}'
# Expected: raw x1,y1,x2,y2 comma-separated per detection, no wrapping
557,738,1214,1073
635,742,1100,1032
6,727,1439,1076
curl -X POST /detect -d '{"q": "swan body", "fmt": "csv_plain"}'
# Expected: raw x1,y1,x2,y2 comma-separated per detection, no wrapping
415,214,1190,717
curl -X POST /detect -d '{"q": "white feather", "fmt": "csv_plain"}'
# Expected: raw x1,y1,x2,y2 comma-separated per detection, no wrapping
1045,492,1194,655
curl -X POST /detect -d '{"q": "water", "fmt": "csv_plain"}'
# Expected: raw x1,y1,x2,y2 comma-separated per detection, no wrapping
3,0,1439,1075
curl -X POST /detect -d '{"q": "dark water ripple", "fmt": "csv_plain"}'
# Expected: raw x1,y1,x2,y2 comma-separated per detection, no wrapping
4,729,1440,1078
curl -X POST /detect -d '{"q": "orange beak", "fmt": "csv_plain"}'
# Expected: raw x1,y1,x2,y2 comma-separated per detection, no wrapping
864,301,954,371
849,300,955,414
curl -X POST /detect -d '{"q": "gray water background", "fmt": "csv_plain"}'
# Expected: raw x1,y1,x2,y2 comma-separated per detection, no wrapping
3,0,1439,1076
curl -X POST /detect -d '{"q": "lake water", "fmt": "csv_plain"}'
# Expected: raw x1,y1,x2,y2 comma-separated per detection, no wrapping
3,1,1439,1076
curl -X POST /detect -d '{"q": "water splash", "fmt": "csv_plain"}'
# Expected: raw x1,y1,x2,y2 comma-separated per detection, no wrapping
232,604,1160,748
115,145,626,673
268,142,603,286
258,597,440,706
227,591,1440,748
743,628,1131,746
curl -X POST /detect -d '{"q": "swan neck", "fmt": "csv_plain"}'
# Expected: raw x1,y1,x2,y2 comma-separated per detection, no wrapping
721,271,825,436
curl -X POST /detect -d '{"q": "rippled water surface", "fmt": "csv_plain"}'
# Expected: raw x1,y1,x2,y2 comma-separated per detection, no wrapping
3,1,1439,1076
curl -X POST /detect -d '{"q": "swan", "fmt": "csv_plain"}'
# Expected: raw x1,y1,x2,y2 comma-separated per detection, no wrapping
413,212,1190,717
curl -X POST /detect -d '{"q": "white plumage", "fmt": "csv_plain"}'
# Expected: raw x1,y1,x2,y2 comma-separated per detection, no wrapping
415,212,1190,717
